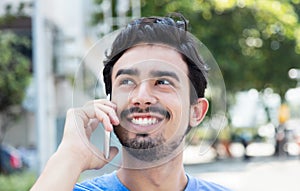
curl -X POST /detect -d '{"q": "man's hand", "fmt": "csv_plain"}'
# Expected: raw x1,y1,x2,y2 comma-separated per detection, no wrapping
58,99,120,170
31,99,119,191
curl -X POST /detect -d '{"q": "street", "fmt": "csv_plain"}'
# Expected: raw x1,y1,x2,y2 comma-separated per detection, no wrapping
185,156,300,191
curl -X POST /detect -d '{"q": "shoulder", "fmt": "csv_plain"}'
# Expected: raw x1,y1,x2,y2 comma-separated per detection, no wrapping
73,171,129,191
185,174,233,191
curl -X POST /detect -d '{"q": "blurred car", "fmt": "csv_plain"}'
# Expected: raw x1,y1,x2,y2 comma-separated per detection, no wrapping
284,119,300,156
0,144,24,174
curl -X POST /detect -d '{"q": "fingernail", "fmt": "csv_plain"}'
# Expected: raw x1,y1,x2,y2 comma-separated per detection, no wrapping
113,116,120,124
109,124,113,131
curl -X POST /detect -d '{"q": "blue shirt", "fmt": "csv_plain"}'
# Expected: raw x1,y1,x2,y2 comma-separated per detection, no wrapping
74,171,232,191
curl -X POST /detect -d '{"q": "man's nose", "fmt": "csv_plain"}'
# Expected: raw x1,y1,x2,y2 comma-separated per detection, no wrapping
129,81,157,107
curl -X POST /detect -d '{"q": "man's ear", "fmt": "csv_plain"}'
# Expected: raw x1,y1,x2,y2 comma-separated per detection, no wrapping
189,98,209,127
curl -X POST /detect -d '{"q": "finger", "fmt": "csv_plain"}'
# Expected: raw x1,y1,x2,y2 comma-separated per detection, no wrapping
101,100,117,110
83,100,119,126
93,102,119,125
85,119,100,138
93,109,114,131
85,99,117,110
65,108,87,132
88,118,100,131
80,105,112,131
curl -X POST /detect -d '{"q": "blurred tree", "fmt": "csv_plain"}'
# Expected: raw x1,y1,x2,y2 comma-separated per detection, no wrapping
92,0,300,96
0,32,31,143
0,3,32,143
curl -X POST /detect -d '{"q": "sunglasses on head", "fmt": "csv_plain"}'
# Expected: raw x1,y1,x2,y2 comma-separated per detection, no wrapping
128,13,189,31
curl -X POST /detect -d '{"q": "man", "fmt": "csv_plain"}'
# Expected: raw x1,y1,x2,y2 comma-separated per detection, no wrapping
31,13,232,191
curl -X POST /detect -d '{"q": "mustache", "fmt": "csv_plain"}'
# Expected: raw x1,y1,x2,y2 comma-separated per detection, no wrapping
120,106,170,119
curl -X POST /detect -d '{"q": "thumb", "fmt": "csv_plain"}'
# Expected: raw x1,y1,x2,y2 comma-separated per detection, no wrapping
95,146,119,168
107,147,119,162
106,146,119,161
88,146,119,170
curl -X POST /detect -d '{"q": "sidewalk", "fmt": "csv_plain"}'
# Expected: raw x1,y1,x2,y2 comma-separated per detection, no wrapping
185,156,300,191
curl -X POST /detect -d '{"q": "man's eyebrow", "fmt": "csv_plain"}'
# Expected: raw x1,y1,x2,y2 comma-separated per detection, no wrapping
115,68,139,78
150,70,180,82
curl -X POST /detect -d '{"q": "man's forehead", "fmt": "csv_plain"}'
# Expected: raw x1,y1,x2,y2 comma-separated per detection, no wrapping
112,44,188,76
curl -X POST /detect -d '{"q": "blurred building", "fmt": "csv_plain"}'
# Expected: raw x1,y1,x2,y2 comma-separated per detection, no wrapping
1,0,140,171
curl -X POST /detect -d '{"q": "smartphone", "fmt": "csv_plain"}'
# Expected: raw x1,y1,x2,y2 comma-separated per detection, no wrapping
104,94,111,159
104,130,110,159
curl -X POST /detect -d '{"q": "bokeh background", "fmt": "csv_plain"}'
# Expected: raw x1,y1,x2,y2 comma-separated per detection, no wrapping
0,0,300,190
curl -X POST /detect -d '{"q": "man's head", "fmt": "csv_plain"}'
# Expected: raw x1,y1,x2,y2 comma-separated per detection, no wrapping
102,13,209,163
103,13,208,104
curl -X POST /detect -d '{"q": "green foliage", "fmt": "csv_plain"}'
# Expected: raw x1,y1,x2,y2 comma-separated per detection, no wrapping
140,0,300,96
0,2,32,143
0,32,31,112
92,0,300,96
0,171,35,191
0,2,31,25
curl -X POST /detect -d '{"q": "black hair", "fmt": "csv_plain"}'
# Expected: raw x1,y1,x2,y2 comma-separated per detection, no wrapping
103,13,208,103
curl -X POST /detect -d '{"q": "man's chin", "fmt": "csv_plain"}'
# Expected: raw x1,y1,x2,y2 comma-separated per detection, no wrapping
124,143,167,162
123,136,185,163
124,135,162,149
114,125,185,163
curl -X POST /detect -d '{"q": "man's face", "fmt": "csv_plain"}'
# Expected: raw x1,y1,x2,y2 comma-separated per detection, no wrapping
111,44,192,161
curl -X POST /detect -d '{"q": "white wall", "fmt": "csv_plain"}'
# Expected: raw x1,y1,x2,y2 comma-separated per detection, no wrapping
3,112,35,147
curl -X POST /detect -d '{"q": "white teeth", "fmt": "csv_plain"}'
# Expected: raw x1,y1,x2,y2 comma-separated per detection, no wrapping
131,118,158,126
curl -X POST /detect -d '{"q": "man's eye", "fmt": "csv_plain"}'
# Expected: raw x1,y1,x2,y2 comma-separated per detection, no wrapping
120,79,135,85
155,79,172,85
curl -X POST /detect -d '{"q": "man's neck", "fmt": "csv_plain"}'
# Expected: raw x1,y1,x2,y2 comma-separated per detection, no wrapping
117,152,188,191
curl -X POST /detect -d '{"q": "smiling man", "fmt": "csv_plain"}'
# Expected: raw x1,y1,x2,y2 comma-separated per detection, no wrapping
112,45,194,165
31,13,232,191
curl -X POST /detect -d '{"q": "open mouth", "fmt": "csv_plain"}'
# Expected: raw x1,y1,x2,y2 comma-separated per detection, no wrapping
125,113,165,133
131,116,160,126
120,106,170,133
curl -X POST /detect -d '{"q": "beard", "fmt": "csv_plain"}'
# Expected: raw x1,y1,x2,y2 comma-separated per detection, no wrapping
114,126,185,162
114,106,186,162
